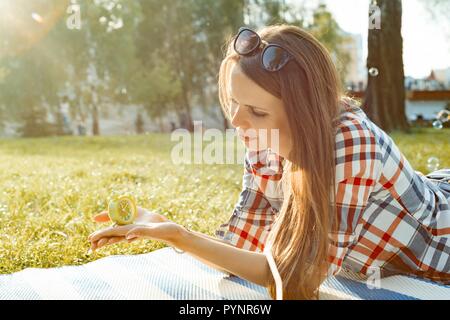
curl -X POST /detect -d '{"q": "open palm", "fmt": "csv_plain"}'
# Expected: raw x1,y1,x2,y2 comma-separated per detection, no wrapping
88,206,170,251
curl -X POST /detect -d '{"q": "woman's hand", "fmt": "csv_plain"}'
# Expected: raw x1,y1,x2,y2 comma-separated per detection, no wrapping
88,207,180,251
89,207,272,288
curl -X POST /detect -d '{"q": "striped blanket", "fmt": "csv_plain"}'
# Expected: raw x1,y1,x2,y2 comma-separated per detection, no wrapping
0,248,448,300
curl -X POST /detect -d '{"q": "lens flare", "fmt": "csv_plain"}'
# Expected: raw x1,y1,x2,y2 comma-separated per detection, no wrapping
31,12,43,24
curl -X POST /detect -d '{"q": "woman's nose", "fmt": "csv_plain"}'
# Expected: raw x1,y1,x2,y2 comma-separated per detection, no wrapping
230,104,247,128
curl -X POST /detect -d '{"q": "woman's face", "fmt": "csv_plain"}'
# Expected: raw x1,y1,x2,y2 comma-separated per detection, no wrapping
229,63,292,159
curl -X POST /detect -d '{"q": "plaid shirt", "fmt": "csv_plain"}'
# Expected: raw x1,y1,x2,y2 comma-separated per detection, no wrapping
216,99,450,284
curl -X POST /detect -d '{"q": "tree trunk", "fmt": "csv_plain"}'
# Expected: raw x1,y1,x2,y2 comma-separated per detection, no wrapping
92,104,100,136
181,89,194,132
364,0,409,132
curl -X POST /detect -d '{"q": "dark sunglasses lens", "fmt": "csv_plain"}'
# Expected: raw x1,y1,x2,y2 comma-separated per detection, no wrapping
235,29,260,55
262,46,290,71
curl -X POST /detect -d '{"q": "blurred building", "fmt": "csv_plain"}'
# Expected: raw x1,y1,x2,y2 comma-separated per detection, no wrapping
432,67,450,89
347,69,450,122
403,70,450,120
341,31,366,91
405,72,447,91
405,90,450,121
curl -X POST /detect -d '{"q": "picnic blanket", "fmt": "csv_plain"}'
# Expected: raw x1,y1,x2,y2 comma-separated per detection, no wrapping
0,247,449,300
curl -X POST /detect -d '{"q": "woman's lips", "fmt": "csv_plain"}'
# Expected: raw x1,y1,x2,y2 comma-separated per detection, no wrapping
238,133,255,142
243,136,258,145
237,129,256,142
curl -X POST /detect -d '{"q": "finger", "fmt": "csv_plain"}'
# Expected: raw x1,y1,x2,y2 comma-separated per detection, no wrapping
93,211,110,223
88,232,95,241
90,225,131,242
127,237,139,243
108,236,125,245
88,230,100,241
96,237,109,249
91,240,98,251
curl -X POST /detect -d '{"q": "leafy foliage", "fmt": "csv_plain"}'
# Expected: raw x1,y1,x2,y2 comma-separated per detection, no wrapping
0,0,349,136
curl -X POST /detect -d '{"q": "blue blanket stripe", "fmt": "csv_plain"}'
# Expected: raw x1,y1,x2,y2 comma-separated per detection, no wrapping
225,275,270,297
323,277,419,300
133,253,226,299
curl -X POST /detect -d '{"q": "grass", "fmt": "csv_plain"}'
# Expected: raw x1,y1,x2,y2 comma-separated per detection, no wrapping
0,128,448,274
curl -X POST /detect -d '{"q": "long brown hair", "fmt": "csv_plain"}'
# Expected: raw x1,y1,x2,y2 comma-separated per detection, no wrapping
218,25,343,299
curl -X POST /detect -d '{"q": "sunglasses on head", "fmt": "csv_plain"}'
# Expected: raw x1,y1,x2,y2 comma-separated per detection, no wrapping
233,27,293,72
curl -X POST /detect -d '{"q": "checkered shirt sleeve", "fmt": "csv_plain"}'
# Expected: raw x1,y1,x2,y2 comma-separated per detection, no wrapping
215,149,284,252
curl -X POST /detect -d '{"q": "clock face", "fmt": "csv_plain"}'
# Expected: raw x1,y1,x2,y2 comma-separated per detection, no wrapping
108,195,137,225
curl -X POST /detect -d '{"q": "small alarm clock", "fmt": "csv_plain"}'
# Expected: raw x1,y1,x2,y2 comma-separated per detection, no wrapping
108,195,138,225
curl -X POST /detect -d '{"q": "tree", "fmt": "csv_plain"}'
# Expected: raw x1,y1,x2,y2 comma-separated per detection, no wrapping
135,0,209,132
193,0,247,129
0,0,141,137
135,112,144,134
129,57,182,126
0,0,67,134
65,0,141,136
17,104,53,138
364,0,409,132
0,0,359,136
308,4,351,83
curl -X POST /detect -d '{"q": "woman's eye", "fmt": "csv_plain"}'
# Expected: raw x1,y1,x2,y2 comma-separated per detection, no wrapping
249,107,268,117
231,98,267,117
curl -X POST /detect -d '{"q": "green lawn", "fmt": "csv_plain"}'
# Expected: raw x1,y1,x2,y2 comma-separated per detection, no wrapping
0,128,448,274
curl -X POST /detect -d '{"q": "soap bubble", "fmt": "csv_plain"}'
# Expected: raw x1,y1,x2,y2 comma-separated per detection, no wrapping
369,67,379,77
432,120,443,130
427,157,440,172
436,110,449,123
433,120,444,130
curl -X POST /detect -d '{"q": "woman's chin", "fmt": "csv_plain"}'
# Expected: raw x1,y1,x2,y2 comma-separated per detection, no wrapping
242,138,263,150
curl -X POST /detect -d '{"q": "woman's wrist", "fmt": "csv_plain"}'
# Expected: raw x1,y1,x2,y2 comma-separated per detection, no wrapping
171,224,193,250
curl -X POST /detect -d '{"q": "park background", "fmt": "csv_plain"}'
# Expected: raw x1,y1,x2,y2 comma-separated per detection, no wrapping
0,0,449,273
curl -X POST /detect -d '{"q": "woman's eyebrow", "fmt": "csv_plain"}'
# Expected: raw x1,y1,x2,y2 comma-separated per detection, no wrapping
231,97,269,111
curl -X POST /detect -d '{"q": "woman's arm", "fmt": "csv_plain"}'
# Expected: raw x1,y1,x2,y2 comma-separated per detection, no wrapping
174,227,273,287
181,230,235,275
90,221,273,287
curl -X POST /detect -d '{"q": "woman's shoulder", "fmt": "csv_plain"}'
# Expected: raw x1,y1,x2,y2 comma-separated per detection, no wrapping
337,97,370,128
334,97,388,153
335,98,377,144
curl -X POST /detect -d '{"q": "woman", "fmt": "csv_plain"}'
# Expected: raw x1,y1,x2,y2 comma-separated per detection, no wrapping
88,25,450,299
